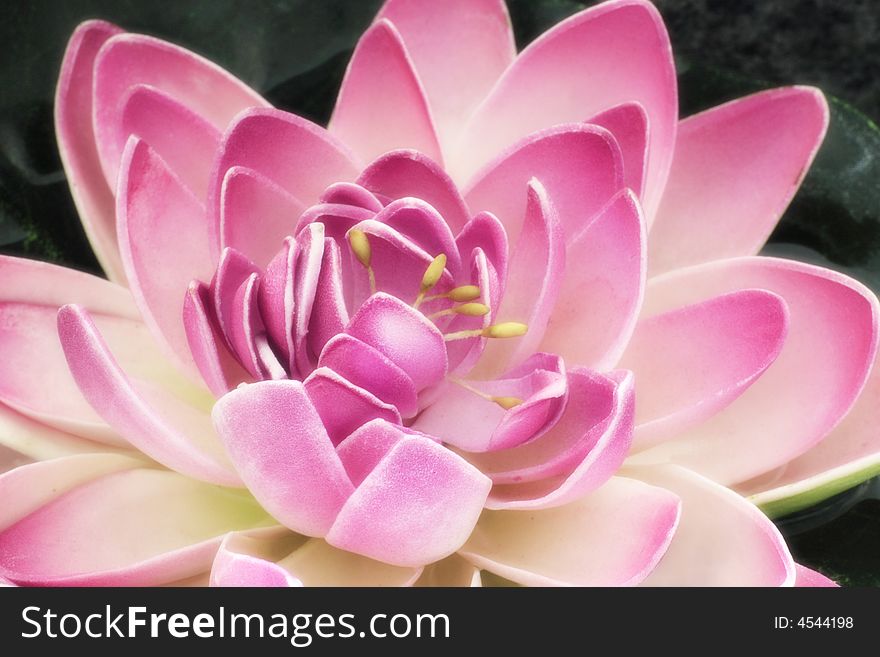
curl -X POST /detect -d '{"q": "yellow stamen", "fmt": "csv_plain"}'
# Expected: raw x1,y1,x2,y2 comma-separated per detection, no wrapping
449,378,524,410
427,302,490,320
492,396,524,410
348,229,376,294
448,285,482,302
443,322,529,342
414,254,447,308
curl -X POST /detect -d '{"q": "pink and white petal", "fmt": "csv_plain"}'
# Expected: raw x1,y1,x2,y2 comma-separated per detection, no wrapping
795,564,838,588
291,223,326,376
455,211,509,284
309,239,351,358
208,108,360,257
415,554,482,587
376,0,515,150
472,181,564,378
539,189,645,370
0,406,115,461
55,20,127,283
635,465,795,587
358,150,470,233
587,102,649,198
93,31,267,188
58,305,240,485
374,198,461,273
326,435,491,567
463,123,623,245
320,182,384,212
329,20,441,165
635,257,879,485
649,87,829,276
210,534,302,587
621,289,789,450
0,455,270,586
304,367,401,445
212,380,354,536
219,166,306,268
454,0,676,217
118,138,213,379
278,539,422,587
460,476,680,586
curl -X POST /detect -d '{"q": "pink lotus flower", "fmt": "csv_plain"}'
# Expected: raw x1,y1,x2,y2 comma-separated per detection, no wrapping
0,0,871,587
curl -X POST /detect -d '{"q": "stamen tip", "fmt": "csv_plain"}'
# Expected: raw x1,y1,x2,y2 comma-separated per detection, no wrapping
483,322,528,339
493,396,524,410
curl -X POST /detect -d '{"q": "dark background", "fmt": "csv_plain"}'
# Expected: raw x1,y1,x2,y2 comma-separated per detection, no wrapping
0,0,878,584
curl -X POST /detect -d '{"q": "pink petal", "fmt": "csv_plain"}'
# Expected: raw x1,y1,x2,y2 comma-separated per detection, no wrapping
444,248,499,375
117,138,213,379
621,289,789,449
303,367,402,445
211,380,354,536
93,32,267,190
637,465,795,586
258,238,295,365
319,182,384,211
636,257,879,485
539,189,646,370
290,224,326,376
55,20,127,283
0,406,112,461
335,418,437,487
455,211,509,285
358,150,470,233
326,432,491,567
0,454,268,586
309,239,351,358
795,564,838,587
587,102,649,198
374,197,462,274
219,166,306,268
649,87,830,276
210,534,302,587
278,539,422,587
472,180,564,378
463,123,623,246
459,476,680,586
376,0,515,150
329,20,442,165
208,108,359,259
57,305,239,485
453,0,677,217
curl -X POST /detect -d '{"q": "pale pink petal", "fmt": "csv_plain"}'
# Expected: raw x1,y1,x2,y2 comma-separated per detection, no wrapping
117,138,213,379
463,123,623,245
795,564,838,587
329,20,442,165
278,539,422,586
635,257,879,484
57,305,239,485
455,211,509,284
472,181,564,378
415,554,482,587
93,32,267,189
55,20,127,283
453,0,676,218
621,290,789,449
460,476,680,586
539,189,645,370
636,465,795,586
358,150,470,233
326,433,491,567
210,534,302,587
376,0,515,150
212,380,354,536
0,454,268,586
649,87,829,276
587,102,649,199
0,405,116,461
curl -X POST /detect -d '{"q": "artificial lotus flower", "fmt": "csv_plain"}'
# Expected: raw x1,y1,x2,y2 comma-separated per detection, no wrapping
0,0,874,587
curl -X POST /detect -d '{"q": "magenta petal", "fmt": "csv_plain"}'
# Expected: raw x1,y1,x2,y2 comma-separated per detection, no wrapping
117,138,213,379
210,534,302,587
258,238,295,365
540,189,646,370
55,20,126,282
211,247,261,343
330,20,442,165
309,238,351,357
621,290,789,449
587,102,649,198
289,224,326,376
444,249,499,375
454,0,676,216
336,418,436,487
212,380,354,536
326,433,491,567
374,197,461,274
795,564,838,588
455,211,509,286
57,306,239,485
650,87,829,276
358,150,470,233
318,334,419,419
304,367,402,445
464,123,623,245
320,182,384,212
639,257,879,484
346,292,448,391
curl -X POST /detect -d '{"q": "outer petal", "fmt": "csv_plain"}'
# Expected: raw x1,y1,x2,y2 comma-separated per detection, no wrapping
376,0,515,150
416,554,482,587
278,539,422,587
795,564,838,588
633,257,879,484
453,0,677,217
649,87,829,276
459,476,680,586
55,20,126,282
210,533,302,587
0,406,115,461
0,454,269,586
635,465,795,587
329,20,442,165
587,102,649,198
621,289,789,449
539,189,645,370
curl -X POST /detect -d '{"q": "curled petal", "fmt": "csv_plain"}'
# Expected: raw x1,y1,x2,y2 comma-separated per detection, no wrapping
210,533,302,587
587,102,649,198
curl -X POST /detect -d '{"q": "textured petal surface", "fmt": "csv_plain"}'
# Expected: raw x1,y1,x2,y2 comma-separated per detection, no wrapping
210,534,302,587
587,102,649,197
